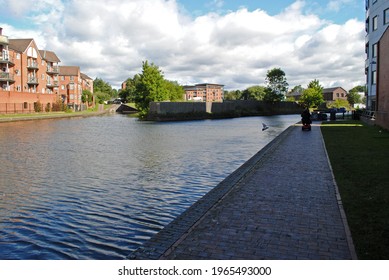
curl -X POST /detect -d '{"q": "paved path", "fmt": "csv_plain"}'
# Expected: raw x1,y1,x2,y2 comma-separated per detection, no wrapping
130,124,356,260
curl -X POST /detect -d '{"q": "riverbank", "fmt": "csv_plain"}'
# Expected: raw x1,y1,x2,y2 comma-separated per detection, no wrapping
0,107,109,123
322,120,389,259
146,100,303,121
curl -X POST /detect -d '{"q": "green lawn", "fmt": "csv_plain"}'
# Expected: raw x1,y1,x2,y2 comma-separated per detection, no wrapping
321,121,389,259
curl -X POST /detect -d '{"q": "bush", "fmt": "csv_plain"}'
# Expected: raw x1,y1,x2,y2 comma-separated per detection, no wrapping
34,101,42,112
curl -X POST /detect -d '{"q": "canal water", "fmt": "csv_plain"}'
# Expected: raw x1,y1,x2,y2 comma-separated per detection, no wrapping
0,114,300,259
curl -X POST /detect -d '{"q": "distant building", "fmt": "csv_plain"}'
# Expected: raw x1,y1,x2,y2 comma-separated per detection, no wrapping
59,66,82,109
285,86,348,102
376,26,389,130
322,87,348,102
184,83,224,102
365,0,389,110
0,27,93,113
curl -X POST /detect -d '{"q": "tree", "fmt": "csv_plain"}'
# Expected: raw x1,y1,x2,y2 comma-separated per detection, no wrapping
299,87,324,108
120,74,141,103
241,86,266,100
348,85,365,106
81,90,93,107
135,61,169,117
224,90,241,100
164,80,185,101
299,79,324,108
93,78,115,104
307,79,323,93
263,68,288,102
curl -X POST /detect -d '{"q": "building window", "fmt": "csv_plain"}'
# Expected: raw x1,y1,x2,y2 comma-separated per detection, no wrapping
372,70,377,84
373,43,377,58
373,16,378,31
385,8,389,24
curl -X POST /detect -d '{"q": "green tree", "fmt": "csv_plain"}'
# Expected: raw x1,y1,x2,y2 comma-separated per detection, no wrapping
348,85,365,106
135,61,169,117
241,85,266,100
299,88,324,108
93,78,115,104
307,79,323,92
224,90,241,100
299,79,324,108
81,90,93,106
263,68,288,102
164,80,185,101
120,74,141,103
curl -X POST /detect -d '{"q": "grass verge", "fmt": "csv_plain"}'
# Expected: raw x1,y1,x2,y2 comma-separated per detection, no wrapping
321,120,389,259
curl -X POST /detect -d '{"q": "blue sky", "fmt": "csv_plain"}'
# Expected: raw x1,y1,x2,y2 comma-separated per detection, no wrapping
178,0,364,23
0,0,366,90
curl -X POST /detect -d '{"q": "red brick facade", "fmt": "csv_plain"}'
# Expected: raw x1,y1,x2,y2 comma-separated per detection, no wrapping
184,83,224,102
0,27,93,113
376,27,389,130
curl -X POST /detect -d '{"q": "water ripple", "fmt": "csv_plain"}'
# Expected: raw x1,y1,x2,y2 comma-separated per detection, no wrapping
0,114,299,259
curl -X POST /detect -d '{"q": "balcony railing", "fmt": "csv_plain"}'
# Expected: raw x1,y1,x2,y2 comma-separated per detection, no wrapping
0,35,9,45
46,66,59,74
27,62,39,70
27,77,39,85
47,80,59,88
0,72,15,82
0,53,14,65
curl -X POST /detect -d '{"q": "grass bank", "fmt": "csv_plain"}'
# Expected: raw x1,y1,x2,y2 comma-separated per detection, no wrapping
0,105,110,123
321,121,389,259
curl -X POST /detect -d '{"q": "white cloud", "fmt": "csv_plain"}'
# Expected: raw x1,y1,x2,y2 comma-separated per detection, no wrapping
327,0,354,12
0,0,366,90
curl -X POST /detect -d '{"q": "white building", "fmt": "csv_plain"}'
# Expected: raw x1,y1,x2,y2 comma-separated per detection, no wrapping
365,0,389,110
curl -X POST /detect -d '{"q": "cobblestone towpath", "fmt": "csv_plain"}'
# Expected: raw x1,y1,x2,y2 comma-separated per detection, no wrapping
130,124,356,260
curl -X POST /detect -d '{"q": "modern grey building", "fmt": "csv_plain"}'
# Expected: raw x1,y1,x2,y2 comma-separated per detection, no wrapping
365,0,389,110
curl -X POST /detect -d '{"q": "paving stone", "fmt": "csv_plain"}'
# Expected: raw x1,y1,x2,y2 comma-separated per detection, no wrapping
129,125,356,260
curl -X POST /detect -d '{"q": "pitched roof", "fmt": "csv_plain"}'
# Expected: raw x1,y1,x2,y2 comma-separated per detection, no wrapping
323,87,347,93
39,50,61,62
81,72,93,80
59,66,80,76
8,38,34,52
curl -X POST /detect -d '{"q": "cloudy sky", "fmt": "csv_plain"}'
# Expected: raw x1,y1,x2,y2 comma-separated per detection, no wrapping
0,0,365,90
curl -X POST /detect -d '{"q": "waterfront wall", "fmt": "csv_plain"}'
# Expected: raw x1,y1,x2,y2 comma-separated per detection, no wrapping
0,91,59,113
148,100,303,120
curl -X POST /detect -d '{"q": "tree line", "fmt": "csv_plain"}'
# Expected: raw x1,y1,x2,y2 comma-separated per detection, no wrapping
85,62,366,117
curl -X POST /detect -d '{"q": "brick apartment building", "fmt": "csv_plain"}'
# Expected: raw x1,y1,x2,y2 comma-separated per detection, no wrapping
0,27,93,113
183,83,224,102
322,87,348,101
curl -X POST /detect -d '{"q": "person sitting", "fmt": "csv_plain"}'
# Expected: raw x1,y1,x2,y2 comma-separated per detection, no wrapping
301,108,312,125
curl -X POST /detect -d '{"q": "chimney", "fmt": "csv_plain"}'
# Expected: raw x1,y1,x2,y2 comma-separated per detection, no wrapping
0,27,3,35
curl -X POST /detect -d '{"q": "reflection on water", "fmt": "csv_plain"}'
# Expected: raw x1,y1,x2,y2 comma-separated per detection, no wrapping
0,114,300,259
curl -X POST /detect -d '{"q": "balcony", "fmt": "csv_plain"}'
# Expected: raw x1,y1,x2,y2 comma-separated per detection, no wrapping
47,80,59,88
46,66,59,74
0,53,14,65
27,62,39,70
0,35,9,45
0,72,15,82
27,77,39,85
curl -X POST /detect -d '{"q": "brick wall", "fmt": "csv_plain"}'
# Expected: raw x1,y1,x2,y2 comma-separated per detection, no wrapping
377,27,389,130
